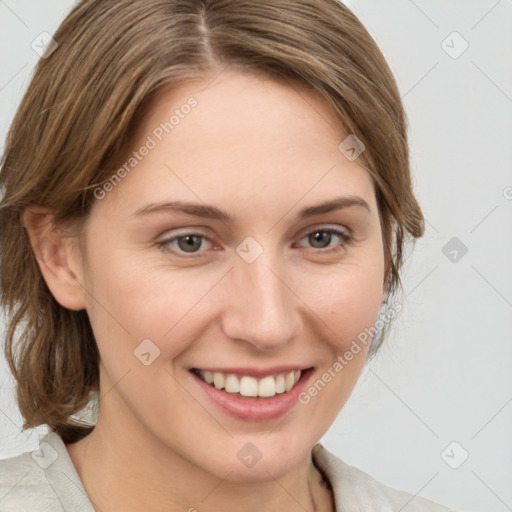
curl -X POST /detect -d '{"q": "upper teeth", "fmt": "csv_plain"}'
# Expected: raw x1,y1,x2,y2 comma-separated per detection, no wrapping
197,370,302,398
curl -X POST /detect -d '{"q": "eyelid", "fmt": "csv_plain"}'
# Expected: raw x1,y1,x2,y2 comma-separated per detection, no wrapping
296,222,352,239
157,227,210,240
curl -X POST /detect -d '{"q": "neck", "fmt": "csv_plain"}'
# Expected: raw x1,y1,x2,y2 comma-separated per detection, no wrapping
66,411,333,512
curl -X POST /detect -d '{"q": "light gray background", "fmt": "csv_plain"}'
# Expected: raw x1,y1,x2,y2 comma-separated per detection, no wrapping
1,1,511,511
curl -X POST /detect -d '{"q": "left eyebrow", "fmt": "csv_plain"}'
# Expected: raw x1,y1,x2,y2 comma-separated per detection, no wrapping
130,195,371,224
298,196,371,218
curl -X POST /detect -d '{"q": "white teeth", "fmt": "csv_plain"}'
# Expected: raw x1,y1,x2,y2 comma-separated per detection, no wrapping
213,372,225,389
196,369,303,397
224,374,240,393
275,374,286,394
285,371,295,392
239,376,259,397
258,376,276,397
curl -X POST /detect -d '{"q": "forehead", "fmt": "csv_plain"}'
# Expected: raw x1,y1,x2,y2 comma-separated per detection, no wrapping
146,69,346,139
93,69,377,221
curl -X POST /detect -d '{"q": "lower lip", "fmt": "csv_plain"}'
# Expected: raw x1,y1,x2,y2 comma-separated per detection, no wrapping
190,369,313,422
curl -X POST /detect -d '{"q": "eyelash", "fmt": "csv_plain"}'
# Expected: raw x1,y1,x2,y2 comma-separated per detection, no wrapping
157,227,354,258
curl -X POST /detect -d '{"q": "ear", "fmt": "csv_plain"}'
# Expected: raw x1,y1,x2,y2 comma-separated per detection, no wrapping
22,207,87,311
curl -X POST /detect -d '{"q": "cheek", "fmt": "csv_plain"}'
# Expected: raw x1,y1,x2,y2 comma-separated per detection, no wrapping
84,237,385,357
81,244,223,364
304,255,385,343
332,273,383,340
296,255,384,411
83,214,385,356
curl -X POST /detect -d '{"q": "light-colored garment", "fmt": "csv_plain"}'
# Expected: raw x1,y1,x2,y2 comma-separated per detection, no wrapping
0,431,453,511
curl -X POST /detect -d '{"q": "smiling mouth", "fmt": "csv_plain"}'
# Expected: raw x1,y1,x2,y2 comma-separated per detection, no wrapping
191,368,312,398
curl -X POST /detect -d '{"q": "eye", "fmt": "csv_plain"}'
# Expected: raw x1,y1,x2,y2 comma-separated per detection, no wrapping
158,232,212,256
295,227,353,252
157,226,353,258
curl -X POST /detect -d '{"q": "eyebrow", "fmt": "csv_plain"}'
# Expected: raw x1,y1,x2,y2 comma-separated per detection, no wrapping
131,195,371,222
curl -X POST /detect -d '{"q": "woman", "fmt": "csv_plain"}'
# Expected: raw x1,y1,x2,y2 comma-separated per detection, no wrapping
0,1,453,510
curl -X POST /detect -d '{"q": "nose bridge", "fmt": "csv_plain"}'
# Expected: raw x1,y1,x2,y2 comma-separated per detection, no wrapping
221,245,300,350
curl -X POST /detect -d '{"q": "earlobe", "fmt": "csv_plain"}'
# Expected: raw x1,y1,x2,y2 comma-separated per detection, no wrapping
22,207,87,311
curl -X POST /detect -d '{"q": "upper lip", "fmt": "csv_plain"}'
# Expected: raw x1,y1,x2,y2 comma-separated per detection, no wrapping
191,365,313,378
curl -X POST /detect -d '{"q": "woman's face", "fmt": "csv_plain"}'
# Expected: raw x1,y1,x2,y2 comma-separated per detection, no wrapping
76,69,385,481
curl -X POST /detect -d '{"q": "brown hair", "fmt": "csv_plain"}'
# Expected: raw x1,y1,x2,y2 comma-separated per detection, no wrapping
0,0,424,443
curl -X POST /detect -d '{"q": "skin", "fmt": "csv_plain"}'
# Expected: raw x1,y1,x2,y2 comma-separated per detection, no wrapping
25,68,386,512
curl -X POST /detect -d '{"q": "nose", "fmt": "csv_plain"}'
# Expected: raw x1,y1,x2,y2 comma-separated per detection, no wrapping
220,250,302,352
